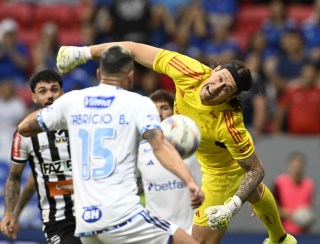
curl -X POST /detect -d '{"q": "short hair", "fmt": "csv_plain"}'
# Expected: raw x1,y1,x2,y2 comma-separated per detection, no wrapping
29,69,63,93
149,89,175,109
100,46,134,75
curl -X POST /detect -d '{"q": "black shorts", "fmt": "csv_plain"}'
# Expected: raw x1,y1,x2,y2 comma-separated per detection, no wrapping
44,218,81,244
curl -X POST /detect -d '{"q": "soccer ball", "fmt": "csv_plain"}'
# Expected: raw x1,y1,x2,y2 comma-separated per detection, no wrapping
292,207,315,228
161,114,201,159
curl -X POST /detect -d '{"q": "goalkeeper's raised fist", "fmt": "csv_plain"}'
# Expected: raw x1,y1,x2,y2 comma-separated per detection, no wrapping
56,46,92,74
204,196,242,231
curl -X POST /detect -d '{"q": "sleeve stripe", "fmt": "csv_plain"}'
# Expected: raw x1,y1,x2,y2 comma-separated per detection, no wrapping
37,111,50,132
224,111,242,144
172,57,203,77
169,57,203,81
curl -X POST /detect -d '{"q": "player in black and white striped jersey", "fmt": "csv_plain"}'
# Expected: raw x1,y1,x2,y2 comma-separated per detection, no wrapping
0,70,81,244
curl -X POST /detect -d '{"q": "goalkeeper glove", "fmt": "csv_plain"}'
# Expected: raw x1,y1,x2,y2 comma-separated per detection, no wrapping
56,46,92,74
204,195,242,231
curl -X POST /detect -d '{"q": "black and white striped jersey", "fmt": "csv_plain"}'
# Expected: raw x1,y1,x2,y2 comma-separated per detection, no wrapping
11,130,74,225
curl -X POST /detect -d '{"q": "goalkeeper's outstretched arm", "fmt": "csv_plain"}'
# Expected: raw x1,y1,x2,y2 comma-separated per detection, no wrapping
56,42,161,74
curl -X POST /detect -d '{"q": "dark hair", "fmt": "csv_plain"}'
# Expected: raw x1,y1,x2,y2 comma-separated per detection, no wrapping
29,69,63,93
149,89,175,109
100,46,134,75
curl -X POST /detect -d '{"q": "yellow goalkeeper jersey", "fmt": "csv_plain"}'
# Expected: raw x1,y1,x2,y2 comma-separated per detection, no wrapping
153,50,255,175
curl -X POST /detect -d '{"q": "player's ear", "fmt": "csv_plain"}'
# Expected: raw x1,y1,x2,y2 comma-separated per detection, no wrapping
96,68,101,81
31,93,37,104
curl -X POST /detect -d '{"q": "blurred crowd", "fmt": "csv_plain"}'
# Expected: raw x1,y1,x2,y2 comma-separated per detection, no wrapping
0,0,320,162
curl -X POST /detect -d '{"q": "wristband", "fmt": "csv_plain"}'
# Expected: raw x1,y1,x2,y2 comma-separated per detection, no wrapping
225,195,242,215
82,46,92,61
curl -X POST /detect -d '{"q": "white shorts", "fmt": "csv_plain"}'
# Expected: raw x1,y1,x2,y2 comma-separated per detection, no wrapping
80,209,179,244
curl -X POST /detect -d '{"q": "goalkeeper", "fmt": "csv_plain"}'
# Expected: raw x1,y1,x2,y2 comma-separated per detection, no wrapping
56,42,297,244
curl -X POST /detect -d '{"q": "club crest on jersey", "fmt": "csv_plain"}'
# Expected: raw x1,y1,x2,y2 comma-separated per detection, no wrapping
84,96,115,108
54,136,68,147
82,206,102,223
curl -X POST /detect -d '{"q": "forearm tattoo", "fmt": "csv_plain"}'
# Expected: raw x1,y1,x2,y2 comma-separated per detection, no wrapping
5,168,22,212
144,129,162,142
236,152,265,202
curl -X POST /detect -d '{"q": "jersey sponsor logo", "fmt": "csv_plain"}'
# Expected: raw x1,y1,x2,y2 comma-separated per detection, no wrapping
47,179,74,196
147,180,186,191
42,160,72,176
12,133,22,158
39,144,50,153
84,96,115,108
82,206,102,223
239,141,251,153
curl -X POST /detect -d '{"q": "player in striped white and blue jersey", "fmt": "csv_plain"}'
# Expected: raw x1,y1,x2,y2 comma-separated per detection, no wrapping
18,46,204,244
0,70,81,244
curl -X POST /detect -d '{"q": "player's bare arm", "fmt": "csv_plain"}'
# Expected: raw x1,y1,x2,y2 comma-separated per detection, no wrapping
18,110,43,137
144,128,204,208
236,151,265,202
14,175,36,219
0,164,25,239
5,164,25,213
90,42,160,69
56,42,161,74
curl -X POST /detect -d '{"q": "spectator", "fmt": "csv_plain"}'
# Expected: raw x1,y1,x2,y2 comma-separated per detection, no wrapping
273,62,320,135
0,18,29,86
149,0,191,18
31,22,59,72
0,79,26,162
90,4,114,44
261,0,297,51
242,53,267,139
246,31,278,62
264,30,309,98
301,0,320,62
175,1,207,49
163,26,202,60
149,4,176,47
272,152,315,235
134,69,160,96
201,23,240,65
201,0,237,30
109,0,151,43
